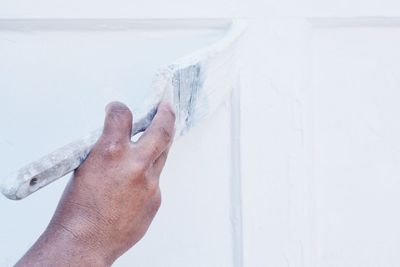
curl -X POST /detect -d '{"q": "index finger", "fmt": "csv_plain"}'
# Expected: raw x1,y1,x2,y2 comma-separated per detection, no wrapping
134,102,176,162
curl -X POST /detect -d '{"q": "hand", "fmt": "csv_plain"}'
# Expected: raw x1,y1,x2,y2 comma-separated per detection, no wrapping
16,101,176,267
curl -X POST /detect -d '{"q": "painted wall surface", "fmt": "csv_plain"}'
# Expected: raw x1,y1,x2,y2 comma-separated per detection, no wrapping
0,24,234,266
240,18,400,267
2,2,400,267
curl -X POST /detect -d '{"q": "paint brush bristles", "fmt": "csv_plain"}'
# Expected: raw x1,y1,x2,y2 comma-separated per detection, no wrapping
1,20,245,200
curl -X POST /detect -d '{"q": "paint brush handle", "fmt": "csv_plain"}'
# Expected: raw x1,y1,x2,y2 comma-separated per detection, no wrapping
1,108,157,200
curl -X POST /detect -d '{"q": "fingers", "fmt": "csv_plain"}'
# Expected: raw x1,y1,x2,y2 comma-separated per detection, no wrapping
101,101,133,144
135,101,175,162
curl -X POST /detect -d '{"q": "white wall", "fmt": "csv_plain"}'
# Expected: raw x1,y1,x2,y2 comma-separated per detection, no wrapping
2,1,400,267
0,21,236,266
240,18,400,266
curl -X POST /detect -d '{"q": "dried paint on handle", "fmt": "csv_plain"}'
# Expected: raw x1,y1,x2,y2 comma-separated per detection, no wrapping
1,20,245,200
1,109,157,200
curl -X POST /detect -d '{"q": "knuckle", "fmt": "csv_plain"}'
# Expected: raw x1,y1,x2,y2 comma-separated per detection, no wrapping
159,126,172,143
131,161,147,178
146,179,159,195
148,189,162,213
153,192,162,210
100,141,125,158
147,143,162,158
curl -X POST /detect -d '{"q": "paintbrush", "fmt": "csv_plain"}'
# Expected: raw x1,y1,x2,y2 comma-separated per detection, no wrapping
1,20,245,200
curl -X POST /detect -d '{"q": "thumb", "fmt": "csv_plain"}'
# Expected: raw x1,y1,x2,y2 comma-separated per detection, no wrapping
101,101,133,143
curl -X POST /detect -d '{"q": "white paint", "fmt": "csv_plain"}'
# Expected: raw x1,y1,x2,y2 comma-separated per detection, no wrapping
0,20,225,176
0,20,237,266
2,0,400,18
240,17,400,267
312,22,400,266
0,20,244,200
2,1,400,267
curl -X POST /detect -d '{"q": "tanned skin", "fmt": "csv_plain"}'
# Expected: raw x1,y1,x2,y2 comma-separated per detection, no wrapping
15,101,176,267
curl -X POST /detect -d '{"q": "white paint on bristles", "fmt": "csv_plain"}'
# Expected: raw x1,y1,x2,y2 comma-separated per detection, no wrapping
1,20,245,200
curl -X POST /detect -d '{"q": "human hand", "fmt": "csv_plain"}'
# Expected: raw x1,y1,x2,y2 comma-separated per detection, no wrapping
16,101,175,267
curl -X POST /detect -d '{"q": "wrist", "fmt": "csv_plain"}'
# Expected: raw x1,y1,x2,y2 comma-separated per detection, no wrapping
16,222,112,267
50,223,112,266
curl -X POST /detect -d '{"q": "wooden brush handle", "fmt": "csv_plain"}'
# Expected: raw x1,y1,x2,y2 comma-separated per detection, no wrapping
1,108,156,200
